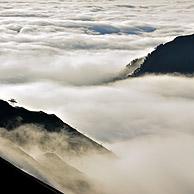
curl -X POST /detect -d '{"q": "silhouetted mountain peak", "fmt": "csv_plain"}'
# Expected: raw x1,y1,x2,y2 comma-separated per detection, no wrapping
129,34,194,76
0,100,66,131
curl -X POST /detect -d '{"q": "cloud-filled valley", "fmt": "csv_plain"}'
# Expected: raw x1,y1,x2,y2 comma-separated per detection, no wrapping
1,0,194,193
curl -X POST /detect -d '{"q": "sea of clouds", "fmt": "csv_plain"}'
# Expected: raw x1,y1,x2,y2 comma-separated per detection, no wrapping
1,0,194,193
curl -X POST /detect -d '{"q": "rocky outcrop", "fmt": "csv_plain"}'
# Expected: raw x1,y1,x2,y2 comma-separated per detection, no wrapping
130,34,194,76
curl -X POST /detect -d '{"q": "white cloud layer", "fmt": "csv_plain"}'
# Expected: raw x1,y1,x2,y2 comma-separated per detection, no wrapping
1,75,194,143
1,0,194,144
1,1,194,193
0,0,194,87
0,0,194,56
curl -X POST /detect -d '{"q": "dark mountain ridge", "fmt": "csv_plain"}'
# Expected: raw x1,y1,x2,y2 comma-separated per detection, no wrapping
0,100,64,131
129,34,194,76
0,99,110,155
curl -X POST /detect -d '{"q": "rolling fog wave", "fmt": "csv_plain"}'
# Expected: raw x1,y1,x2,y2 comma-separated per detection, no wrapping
2,75,194,193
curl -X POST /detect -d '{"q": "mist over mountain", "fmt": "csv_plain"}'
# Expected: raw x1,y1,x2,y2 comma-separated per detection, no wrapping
0,99,110,155
0,100,111,194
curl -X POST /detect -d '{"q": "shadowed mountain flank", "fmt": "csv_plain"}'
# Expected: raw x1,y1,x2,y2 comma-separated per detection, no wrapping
37,153,96,194
0,99,110,155
0,156,63,194
0,137,100,194
130,34,194,76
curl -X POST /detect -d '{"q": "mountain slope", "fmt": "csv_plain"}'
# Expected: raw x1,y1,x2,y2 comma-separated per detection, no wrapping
0,156,63,194
129,34,194,76
37,153,97,194
0,99,110,155
0,136,99,194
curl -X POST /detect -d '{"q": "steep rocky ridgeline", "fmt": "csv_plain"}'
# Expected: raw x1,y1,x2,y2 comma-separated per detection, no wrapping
0,99,111,155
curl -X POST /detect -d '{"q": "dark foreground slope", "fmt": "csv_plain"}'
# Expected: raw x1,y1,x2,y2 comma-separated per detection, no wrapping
131,34,194,76
0,99,110,154
0,156,63,194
